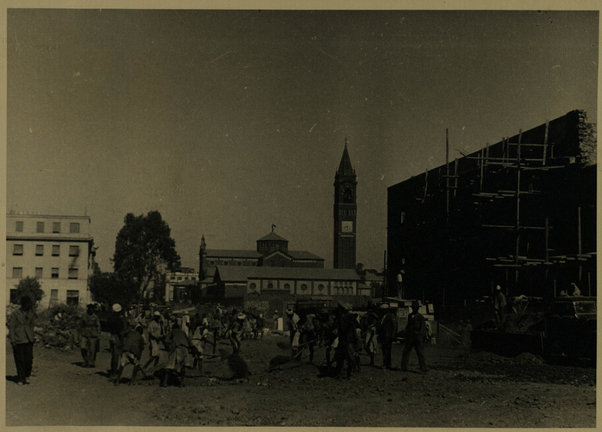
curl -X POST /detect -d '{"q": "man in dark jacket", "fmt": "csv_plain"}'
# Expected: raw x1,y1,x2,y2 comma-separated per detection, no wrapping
8,296,36,385
378,304,397,370
334,303,359,378
401,301,428,373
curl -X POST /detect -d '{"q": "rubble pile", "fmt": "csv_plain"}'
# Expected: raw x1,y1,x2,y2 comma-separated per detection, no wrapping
34,305,83,350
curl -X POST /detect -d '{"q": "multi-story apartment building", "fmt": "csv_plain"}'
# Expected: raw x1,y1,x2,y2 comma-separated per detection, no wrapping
6,212,95,308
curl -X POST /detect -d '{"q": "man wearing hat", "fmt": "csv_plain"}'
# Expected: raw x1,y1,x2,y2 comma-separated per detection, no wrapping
79,304,101,367
106,303,128,379
401,300,428,373
143,311,165,375
378,303,397,370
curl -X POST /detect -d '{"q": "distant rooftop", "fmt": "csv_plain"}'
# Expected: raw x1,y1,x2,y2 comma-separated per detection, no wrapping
257,231,288,242
7,211,91,221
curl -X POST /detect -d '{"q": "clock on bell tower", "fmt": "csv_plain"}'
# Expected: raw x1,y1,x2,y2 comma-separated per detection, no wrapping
333,139,357,269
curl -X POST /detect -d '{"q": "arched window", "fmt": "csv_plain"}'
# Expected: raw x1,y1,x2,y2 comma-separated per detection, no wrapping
318,284,325,291
301,283,308,291
284,283,291,290
249,282,257,290
267,282,274,289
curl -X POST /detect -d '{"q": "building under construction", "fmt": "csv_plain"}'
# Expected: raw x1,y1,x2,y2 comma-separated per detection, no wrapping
387,109,596,304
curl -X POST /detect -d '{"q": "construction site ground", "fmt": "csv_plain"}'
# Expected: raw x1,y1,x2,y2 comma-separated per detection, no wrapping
6,333,596,427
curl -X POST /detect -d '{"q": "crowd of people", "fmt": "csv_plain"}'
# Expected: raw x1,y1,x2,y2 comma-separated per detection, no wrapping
284,300,430,379
97,303,271,387
7,296,432,387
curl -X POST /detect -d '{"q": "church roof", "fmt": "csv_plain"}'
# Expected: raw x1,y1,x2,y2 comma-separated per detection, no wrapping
214,265,360,282
257,232,288,242
288,250,324,260
205,248,322,261
206,249,261,258
336,143,355,177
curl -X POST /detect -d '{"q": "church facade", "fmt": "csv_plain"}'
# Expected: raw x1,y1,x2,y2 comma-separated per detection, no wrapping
198,229,325,282
191,143,371,309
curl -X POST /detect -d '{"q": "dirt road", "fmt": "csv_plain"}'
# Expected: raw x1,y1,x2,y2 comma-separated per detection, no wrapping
6,334,596,427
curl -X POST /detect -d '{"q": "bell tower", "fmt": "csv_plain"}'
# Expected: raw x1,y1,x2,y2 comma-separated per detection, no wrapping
333,139,357,269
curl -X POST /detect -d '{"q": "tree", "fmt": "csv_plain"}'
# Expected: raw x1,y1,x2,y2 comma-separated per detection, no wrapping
89,272,139,308
113,211,181,300
14,277,44,304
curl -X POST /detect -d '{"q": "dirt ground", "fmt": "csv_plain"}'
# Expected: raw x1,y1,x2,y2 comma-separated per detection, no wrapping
5,333,596,427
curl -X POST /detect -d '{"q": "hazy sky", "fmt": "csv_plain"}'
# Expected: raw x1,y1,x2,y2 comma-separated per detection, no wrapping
6,9,598,271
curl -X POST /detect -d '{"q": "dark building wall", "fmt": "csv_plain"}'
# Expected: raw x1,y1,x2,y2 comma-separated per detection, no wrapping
387,110,597,304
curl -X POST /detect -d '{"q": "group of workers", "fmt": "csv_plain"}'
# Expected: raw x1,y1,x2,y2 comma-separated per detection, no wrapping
77,303,273,387
8,295,430,388
285,300,430,378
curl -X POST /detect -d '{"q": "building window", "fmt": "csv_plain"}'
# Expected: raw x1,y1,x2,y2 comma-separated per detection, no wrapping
318,284,325,291
15,221,23,232
52,245,60,256
35,244,44,256
267,282,274,289
49,289,59,308
52,222,61,233
37,221,44,233
13,244,23,256
70,222,80,233
35,267,43,279
12,267,23,279
249,282,257,290
300,283,308,291
66,290,79,306
51,267,59,279
284,283,291,290
177,276,182,281
10,289,19,304
69,245,80,257
68,268,79,279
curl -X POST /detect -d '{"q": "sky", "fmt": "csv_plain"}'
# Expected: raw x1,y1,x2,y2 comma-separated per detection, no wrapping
6,9,598,272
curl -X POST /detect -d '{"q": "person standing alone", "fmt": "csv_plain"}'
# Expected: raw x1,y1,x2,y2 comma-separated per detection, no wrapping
378,304,396,370
8,296,36,385
79,304,101,367
401,301,428,373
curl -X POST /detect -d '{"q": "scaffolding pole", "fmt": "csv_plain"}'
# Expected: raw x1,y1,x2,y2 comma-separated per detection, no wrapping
578,206,582,282
514,130,522,287
445,129,450,222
